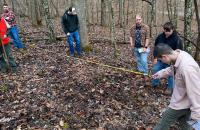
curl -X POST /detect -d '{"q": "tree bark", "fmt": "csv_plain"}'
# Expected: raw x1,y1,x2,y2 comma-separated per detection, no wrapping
184,0,193,52
73,0,89,47
109,0,118,57
101,0,110,26
41,0,56,42
194,0,200,61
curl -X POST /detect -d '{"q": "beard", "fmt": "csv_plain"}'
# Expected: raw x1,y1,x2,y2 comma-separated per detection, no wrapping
136,23,141,27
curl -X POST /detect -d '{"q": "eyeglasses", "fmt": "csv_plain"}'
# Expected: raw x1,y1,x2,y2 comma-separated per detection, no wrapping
163,28,172,32
164,29,173,32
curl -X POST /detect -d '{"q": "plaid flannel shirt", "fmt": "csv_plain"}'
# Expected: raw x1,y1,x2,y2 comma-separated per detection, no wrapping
1,10,16,27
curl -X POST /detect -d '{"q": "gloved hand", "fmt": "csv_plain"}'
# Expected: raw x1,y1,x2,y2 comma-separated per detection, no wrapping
67,32,70,36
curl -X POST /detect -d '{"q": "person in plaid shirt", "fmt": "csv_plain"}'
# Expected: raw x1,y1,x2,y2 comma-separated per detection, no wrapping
1,3,24,49
130,14,150,75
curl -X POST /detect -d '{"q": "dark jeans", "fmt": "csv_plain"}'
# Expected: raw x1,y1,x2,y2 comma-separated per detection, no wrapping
0,43,17,72
67,30,81,55
152,60,173,89
154,108,192,130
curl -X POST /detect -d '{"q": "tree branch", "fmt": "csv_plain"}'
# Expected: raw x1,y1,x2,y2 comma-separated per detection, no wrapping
141,0,152,5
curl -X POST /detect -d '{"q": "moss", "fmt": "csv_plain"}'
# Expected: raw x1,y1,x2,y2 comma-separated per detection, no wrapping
82,44,93,52
0,84,9,93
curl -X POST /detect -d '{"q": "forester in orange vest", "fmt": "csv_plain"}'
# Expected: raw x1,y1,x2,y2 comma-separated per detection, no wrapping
0,17,17,73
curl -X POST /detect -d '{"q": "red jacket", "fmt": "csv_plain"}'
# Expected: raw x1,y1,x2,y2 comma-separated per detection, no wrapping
0,17,10,45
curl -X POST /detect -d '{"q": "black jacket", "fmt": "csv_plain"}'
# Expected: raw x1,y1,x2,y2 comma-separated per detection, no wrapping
153,31,183,57
61,11,79,33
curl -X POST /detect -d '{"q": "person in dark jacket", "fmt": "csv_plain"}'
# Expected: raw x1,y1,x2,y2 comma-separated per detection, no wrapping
61,6,81,56
152,22,183,93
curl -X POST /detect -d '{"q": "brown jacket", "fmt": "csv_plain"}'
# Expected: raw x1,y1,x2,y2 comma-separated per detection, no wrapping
130,23,150,47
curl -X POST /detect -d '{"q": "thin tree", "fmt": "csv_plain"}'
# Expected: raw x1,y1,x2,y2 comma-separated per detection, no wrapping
41,0,56,42
166,0,178,28
142,0,156,37
101,0,110,26
184,0,193,52
194,0,200,61
109,0,118,57
49,0,60,17
73,0,89,48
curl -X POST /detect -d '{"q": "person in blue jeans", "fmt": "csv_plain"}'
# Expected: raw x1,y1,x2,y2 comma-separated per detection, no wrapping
1,3,24,49
152,22,183,92
130,14,150,75
61,6,81,56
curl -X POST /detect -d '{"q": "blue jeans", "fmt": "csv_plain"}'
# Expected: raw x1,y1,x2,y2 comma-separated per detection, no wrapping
152,60,173,89
133,47,149,74
67,30,81,55
9,26,24,49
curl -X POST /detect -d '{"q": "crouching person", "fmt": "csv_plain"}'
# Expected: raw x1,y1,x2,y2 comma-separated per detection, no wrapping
152,43,200,130
0,17,17,73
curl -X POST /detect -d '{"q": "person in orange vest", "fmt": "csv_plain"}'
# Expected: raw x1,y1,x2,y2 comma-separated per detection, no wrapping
0,17,17,73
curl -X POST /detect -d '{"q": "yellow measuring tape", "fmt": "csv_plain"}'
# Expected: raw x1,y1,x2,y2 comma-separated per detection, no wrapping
67,55,151,77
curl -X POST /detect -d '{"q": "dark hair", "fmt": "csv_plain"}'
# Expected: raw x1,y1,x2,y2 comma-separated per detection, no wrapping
3,3,8,6
68,6,75,12
154,43,174,58
163,22,174,32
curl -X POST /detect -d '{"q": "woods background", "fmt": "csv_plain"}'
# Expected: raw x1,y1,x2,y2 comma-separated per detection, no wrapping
0,0,200,59
1,0,200,129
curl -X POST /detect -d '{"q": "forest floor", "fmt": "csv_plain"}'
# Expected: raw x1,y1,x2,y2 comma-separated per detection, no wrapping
0,21,177,130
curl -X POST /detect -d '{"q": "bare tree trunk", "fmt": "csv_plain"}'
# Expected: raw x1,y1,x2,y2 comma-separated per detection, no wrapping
30,0,37,26
143,0,155,37
50,0,60,17
184,0,193,52
194,0,200,61
0,0,3,14
41,0,56,42
109,0,118,57
166,0,178,28
126,0,129,25
73,0,89,47
96,0,99,24
101,0,110,26
162,1,165,23
119,0,125,28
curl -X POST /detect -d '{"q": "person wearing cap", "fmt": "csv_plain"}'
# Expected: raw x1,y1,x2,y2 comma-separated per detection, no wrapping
0,17,17,73
61,6,81,56
152,43,200,130
130,14,150,75
1,3,24,49
152,22,183,93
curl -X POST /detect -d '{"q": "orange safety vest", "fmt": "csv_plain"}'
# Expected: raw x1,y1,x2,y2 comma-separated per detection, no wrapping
0,17,10,45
